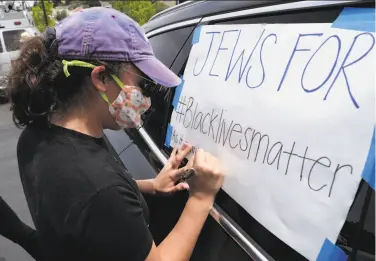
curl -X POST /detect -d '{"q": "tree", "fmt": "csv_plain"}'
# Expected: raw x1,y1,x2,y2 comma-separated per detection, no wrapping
52,0,62,7
55,9,68,21
155,1,168,13
32,1,56,32
84,0,101,7
112,1,168,26
68,2,82,10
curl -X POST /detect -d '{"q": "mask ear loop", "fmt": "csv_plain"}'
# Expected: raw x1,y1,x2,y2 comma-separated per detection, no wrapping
110,74,125,89
61,60,162,105
62,60,116,105
62,60,95,77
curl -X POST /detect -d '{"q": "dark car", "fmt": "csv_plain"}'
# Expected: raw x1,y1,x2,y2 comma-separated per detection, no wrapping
104,1,375,260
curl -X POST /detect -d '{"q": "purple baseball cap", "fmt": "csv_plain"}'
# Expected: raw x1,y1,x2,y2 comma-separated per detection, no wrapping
55,7,181,87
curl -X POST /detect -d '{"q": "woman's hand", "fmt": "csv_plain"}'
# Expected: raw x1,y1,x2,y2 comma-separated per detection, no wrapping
152,144,192,194
186,148,224,202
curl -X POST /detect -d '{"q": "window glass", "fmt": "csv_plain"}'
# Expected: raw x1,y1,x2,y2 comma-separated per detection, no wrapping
148,26,194,69
3,29,25,52
161,2,375,261
144,26,194,147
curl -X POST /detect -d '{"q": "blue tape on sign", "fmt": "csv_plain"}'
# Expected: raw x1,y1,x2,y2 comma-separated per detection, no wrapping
192,25,202,44
316,238,347,261
172,76,185,109
164,124,173,148
331,7,375,32
361,127,375,190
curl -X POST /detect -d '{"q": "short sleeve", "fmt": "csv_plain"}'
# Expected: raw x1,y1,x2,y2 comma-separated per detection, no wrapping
79,185,153,261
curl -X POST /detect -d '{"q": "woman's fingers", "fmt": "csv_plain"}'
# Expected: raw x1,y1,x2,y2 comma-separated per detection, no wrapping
171,182,190,192
171,167,187,182
167,148,178,164
204,152,217,166
168,144,192,168
175,144,192,163
194,148,206,171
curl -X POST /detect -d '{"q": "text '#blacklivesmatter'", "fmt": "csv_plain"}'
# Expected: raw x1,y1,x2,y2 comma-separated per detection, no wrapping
173,95,353,198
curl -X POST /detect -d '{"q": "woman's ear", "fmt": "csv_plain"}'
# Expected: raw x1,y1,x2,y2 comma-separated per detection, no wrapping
91,66,107,92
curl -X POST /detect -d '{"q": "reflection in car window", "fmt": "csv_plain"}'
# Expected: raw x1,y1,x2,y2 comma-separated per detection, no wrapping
3,29,25,52
340,183,375,261
144,26,194,147
148,26,194,68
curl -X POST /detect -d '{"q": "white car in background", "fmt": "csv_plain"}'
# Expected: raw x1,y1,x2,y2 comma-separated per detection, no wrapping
0,7,39,101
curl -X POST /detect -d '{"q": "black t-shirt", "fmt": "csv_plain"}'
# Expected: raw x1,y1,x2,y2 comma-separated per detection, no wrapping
17,122,153,261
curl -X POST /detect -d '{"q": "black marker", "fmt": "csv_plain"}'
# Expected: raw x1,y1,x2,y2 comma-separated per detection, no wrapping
179,168,195,183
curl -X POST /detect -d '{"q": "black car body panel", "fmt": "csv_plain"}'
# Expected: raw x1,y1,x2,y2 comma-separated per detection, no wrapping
105,1,375,260
143,1,283,33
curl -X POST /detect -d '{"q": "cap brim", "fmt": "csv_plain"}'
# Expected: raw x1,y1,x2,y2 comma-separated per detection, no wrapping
134,57,181,88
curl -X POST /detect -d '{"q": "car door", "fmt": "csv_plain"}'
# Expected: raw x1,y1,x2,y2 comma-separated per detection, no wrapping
106,1,375,261
200,2,375,261
125,1,374,261
164,1,375,261
0,30,10,84
0,34,8,90
0,28,26,83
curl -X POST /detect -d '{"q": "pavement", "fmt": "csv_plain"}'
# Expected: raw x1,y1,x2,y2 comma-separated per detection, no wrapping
0,103,34,261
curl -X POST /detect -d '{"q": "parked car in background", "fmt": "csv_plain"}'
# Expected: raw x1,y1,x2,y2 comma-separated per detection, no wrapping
105,1,375,261
0,8,39,101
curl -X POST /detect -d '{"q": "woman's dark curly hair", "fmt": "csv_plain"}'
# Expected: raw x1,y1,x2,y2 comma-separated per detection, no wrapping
7,28,123,128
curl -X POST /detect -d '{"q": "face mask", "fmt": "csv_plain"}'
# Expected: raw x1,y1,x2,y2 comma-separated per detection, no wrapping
98,69,151,129
108,84,151,128
62,60,151,129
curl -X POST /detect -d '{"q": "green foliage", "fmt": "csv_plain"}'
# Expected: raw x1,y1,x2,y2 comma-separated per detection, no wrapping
155,1,168,13
52,0,62,7
32,1,56,32
112,1,169,25
55,9,68,21
68,1,82,10
83,0,101,7
67,0,101,10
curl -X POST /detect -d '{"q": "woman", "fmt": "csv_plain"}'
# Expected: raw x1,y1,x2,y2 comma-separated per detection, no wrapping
0,197,41,260
9,7,225,261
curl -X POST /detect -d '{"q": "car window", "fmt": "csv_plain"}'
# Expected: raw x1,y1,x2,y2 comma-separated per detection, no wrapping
341,183,374,261
159,2,375,261
148,26,195,69
3,29,25,52
143,26,195,147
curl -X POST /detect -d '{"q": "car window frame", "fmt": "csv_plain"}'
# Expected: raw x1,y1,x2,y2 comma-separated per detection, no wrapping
0,37,3,53
141,26,196,148
140,1,375,260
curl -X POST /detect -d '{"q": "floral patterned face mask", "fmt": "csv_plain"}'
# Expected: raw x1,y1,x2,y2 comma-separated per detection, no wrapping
106,83,151,128
62,60,151,128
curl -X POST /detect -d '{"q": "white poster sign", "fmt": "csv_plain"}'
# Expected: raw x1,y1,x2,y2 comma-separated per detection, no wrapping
167,23,375,260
